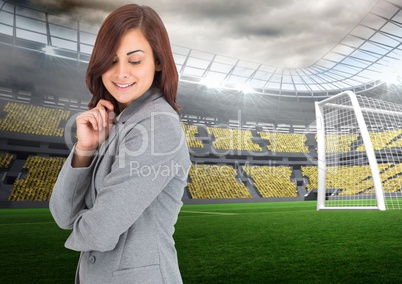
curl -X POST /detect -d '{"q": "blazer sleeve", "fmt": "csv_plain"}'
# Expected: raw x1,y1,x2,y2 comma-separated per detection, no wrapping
49,145,97,229
63,111,189,252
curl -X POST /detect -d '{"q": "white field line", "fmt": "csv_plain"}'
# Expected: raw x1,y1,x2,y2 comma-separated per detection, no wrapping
180,210,238,216
181,209,316,216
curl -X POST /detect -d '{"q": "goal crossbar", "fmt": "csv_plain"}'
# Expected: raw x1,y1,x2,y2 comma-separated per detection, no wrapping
324,103,402,118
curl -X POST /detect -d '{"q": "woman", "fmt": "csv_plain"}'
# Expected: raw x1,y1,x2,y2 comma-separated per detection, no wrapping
50,4,190,283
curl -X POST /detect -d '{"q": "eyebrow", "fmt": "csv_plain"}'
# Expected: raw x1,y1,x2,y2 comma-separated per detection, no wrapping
126,49,145,55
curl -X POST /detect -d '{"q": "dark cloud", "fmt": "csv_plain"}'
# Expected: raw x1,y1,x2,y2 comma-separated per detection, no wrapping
7,0,118,23
9,0,114,14
5,0,380,68
155,0,379,67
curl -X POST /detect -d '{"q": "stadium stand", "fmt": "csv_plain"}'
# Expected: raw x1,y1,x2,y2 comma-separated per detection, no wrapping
382,176,402,193
0,152,13,169
207,127,262,152
4,100,401,203
321,130,402,154
258,132,309,153
181,124,204,148
0,97,315,205
2,91,401,203
356,129,402,151
301,163,402,196
243,165,298,198
187,164,252,199
370,163,402,194
361,163,402,194
301,166,318,191
324,133,359,153
386,132,402,148
0,102,70,137
8,156,66,201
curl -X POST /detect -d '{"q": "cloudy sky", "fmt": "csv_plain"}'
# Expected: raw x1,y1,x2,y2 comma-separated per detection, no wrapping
8,0,382,68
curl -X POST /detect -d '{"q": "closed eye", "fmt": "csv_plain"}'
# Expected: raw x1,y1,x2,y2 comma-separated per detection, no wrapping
129,60,141,65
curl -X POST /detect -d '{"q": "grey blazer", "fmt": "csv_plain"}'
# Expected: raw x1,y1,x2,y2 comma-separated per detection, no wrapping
50,89,191,284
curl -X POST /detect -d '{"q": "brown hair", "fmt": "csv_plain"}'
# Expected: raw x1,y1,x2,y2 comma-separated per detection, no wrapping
86,4,179,113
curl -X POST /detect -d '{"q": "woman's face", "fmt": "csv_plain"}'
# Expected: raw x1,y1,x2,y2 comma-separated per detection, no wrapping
101,29,161,111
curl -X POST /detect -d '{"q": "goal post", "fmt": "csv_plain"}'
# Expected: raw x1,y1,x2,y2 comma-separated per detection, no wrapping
315,90,402,210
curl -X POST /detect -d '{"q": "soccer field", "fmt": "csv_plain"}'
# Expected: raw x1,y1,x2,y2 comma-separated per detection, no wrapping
0,201,401,283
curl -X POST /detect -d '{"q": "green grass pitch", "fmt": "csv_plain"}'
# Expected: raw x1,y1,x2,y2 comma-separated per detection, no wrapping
0,201,401,283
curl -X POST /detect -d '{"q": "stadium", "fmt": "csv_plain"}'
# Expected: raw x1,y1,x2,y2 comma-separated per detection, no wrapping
0,0,401,283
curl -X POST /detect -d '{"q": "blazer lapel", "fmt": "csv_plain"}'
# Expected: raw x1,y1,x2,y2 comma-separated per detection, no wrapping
90,88,163,200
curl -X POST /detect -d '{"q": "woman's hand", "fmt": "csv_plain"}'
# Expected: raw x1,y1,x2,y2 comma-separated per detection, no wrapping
75,99,115,154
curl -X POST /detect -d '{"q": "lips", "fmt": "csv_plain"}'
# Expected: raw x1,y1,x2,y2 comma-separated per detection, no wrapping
114,82,135,88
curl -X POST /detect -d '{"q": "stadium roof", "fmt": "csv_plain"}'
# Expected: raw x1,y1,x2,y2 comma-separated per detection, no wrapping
176,1,402,98
0,0,401,99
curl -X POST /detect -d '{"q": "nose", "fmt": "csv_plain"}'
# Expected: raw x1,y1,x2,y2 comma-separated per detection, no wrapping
115,62,129,79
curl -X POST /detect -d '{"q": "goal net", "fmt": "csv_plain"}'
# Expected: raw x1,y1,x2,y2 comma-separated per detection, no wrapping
315,91,402,210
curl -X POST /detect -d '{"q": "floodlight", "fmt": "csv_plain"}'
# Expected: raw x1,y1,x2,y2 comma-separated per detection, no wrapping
237,83,255,94
200,77,223,89
42,45,56,56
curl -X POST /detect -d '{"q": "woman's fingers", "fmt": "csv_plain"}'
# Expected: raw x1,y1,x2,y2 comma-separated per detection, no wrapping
76,99,115,133
74,100,115,151
77,110,101,131
97,106,107,129
97,99,114,113
96,100,115,128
